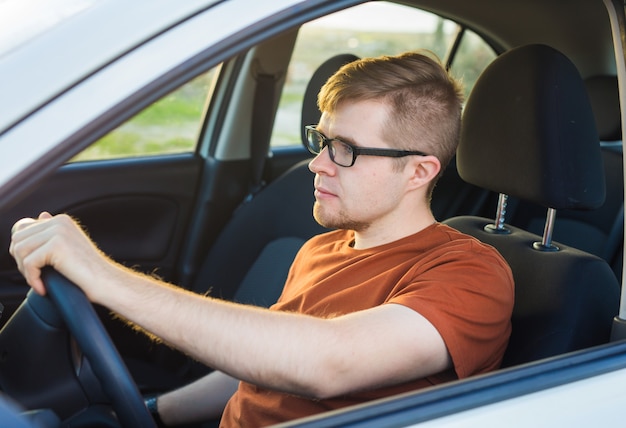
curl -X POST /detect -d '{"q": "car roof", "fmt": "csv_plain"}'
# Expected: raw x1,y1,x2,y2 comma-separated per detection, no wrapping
416,0,615,77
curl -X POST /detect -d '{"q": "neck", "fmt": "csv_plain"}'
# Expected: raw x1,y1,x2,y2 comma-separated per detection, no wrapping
352,210,436,250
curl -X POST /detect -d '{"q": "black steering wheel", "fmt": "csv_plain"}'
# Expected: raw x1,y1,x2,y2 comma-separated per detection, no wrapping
41,267,156,428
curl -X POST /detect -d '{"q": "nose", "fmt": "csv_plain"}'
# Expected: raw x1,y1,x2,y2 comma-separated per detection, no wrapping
308,146,335,175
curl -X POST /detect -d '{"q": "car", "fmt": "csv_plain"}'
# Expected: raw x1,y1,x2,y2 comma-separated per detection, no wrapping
0,0,624,426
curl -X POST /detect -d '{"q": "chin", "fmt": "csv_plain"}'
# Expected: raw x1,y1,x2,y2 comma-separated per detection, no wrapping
314,206,366,231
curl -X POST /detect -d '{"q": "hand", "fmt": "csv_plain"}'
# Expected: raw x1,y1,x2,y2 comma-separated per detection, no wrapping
9,212,106,297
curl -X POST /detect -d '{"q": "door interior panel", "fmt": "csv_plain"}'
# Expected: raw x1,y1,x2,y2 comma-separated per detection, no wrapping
0,153,203,326
66,195,179,263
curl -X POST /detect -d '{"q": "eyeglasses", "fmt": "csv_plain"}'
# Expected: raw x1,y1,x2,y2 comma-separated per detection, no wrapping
305,125,429,167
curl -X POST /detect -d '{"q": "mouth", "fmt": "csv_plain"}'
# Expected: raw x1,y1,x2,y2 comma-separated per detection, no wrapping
314,185,337,200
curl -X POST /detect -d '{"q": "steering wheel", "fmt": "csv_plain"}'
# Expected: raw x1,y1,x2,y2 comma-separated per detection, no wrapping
41,267,156,428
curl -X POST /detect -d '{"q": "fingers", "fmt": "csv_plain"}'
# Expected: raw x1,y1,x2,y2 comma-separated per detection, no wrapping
11,234,57,295
38,211,53,220
9,212,65,295
11,217,39,235
12,247,47,295
10,213,108,300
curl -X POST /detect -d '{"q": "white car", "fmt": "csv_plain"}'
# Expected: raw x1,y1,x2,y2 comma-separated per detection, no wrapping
0,0,624,426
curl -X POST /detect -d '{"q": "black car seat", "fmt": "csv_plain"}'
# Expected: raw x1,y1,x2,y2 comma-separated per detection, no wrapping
443,44,621,367
507,75,624,279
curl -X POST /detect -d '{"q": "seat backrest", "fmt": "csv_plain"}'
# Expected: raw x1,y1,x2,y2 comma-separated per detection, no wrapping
192,160,327,304
192,54,359,305
430,155,492,221
444,44,621,367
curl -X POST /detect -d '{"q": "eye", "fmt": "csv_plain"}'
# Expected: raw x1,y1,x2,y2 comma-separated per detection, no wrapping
335,140,354,157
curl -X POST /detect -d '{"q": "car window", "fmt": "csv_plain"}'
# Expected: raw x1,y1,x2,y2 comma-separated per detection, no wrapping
448,28,497,100
270,1,496,147
71,67,219,162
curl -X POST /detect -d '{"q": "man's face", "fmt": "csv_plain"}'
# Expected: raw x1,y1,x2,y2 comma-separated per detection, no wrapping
308,99,411,232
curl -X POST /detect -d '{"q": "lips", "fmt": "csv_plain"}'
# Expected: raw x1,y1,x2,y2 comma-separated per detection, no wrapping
314,187,334,198
313,181,337,199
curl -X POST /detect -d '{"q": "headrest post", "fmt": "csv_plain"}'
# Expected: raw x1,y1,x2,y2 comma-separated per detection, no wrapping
533,208,560,251
484,193,511,234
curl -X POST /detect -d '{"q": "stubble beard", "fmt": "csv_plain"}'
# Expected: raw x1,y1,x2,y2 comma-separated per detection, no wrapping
313,201,369,232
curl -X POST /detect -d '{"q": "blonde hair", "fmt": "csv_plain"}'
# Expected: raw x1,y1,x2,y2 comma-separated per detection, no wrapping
318,51,464,194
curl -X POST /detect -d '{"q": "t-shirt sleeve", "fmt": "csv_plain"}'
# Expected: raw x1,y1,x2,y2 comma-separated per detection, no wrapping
388,240,514,379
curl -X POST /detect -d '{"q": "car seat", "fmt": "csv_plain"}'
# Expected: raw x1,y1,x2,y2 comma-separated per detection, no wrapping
443,44,621,367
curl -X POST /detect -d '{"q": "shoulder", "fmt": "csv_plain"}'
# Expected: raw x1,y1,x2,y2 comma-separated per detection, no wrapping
427,223,510,266
390,225,514,378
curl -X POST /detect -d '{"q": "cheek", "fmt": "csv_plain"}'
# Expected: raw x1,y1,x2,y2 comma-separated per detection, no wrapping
346,170,400,209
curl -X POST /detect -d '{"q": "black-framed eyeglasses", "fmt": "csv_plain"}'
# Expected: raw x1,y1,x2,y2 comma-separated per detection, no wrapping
305,125,429,167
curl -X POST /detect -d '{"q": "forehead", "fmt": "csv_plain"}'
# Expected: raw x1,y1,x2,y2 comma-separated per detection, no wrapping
318,99,391,144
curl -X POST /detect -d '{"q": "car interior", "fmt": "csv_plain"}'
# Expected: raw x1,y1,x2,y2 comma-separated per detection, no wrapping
0,0,623,426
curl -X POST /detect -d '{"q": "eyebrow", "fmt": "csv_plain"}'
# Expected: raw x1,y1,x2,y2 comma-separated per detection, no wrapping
318,127,359,146
334,135,358,146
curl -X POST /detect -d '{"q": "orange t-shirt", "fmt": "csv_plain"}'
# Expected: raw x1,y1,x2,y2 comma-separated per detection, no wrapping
220,223,514,427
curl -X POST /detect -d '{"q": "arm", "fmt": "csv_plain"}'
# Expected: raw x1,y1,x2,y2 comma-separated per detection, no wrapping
10,213,451,399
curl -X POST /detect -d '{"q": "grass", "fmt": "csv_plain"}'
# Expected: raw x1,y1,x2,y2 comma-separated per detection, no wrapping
72,130,195,162
72,72,213,161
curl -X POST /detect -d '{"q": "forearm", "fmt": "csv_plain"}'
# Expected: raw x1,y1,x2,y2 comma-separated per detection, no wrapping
92,263,335,397
157,370,239,425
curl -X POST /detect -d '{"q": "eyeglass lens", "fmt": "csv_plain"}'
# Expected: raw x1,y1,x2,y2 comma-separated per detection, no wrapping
307,128,354,167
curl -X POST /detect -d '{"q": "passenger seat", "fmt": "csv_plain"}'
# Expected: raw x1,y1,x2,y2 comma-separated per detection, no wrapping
444,44,620,366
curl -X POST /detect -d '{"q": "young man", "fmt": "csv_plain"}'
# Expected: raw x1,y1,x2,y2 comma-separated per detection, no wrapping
10,51,514,427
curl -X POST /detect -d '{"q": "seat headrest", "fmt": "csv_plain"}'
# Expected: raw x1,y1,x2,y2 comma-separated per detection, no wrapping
301,54,360,147
458,44,605,210
585,75,621,141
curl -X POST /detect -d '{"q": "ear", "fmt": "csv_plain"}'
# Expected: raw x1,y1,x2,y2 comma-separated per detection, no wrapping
406,155,441,191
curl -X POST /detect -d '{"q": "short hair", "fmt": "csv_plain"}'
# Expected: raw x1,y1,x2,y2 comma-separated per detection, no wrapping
318,51,464,193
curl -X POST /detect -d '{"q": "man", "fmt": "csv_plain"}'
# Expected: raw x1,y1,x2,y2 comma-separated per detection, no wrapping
10,51,514,427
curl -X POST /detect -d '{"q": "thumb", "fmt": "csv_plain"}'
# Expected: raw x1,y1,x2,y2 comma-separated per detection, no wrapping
38,212,53,220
